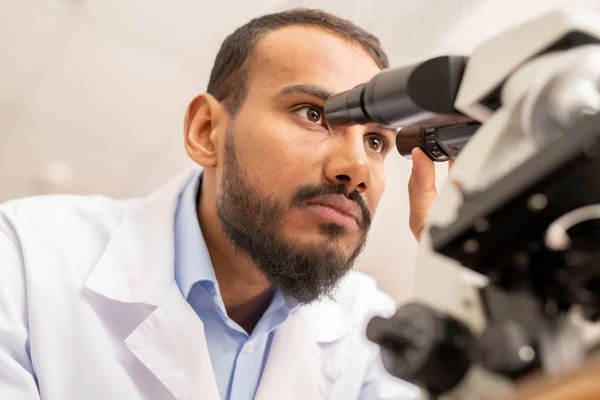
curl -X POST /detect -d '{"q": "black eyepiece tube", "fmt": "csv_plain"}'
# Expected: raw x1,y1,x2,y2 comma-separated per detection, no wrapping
324,55,469,129
323,84,371,127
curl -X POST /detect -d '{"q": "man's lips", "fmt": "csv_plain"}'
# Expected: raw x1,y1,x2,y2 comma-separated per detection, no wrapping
305,195,362,229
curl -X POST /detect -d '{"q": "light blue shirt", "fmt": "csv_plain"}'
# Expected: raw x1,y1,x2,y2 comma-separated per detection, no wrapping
174,173,298,400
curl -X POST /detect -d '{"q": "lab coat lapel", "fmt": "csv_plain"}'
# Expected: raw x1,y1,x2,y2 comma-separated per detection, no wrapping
255,302,350,400
125,285,219,400
85,169,219,400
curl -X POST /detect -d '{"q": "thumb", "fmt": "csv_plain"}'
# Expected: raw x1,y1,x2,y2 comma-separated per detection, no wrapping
408,147,437,241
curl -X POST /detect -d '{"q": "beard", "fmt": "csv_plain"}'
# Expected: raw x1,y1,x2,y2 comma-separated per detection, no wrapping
215,131,371,304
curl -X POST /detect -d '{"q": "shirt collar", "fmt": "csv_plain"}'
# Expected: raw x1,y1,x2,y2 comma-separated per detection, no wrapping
174,172,217,299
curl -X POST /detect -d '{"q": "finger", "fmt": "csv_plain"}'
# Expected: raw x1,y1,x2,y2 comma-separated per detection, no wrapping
409,147,436,194
408,148,437,240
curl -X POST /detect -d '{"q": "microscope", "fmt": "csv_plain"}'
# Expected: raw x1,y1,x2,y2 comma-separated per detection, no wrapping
325,8,600,400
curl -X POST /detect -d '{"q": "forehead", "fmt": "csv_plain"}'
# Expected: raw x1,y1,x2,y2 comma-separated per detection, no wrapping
246,25,382,96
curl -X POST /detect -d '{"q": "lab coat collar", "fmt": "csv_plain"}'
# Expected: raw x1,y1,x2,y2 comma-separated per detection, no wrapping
84,168,194,306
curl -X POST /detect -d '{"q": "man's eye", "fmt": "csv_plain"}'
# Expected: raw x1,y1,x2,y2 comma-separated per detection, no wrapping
294,106,326,126
365,134,387,153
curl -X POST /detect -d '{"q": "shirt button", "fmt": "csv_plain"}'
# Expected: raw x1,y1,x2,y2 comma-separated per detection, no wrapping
244,341,254,354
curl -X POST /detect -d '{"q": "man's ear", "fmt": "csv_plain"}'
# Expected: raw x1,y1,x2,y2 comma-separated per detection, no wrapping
184,93,228,168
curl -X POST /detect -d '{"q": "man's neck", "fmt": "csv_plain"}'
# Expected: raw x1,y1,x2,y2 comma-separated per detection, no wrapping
197,172,273,334
212,256,275,334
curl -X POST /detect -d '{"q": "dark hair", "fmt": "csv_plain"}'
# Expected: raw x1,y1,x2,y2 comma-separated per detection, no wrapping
206,8,389,114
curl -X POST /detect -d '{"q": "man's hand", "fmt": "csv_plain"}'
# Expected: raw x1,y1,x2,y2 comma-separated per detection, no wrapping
408,148,453,241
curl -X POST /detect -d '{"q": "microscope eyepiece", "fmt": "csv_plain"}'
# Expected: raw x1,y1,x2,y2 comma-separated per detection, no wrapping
323,84,371,127
324,55,469,129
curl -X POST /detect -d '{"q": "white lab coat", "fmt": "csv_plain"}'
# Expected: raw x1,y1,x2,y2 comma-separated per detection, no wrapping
0,170,419,400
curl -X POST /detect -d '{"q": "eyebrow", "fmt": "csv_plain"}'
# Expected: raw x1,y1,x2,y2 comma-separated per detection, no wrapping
277,84,333,102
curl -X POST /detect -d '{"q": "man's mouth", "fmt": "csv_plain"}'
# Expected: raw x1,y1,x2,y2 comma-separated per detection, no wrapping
305,195,362,231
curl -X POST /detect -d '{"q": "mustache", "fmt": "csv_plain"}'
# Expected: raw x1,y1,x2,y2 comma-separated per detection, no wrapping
290,184,372,229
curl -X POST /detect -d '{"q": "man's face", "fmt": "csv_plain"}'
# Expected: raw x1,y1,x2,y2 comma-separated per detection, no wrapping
215,26,395,303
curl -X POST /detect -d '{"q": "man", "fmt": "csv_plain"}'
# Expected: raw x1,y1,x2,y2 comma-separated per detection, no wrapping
0,8,440,400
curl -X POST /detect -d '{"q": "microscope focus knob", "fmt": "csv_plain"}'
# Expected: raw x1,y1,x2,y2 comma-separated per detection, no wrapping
366,302,474,395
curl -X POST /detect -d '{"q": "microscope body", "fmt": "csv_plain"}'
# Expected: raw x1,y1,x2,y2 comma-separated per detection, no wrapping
365,9,600,399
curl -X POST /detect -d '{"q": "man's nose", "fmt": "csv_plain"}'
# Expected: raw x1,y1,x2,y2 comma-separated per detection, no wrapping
324,127,372,194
